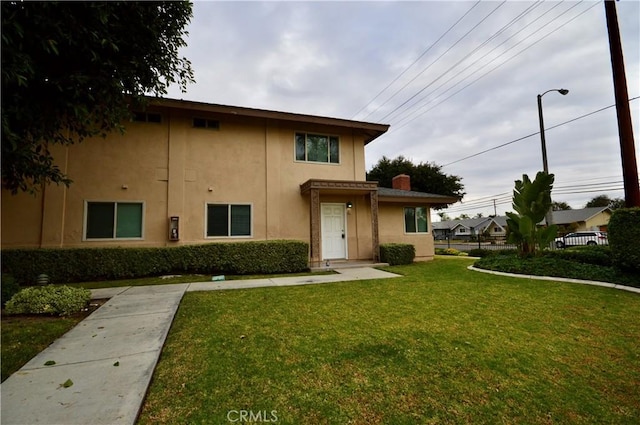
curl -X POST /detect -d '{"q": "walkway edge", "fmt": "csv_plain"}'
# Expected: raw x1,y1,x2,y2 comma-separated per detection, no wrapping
468,265,640,294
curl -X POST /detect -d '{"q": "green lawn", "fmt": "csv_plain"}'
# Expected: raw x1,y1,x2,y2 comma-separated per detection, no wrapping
1,314,85,382
138,258,640,424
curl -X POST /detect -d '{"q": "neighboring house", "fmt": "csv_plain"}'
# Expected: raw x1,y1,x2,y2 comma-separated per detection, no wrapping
1,98,457,265
432,207,612,241
433,217,497,240
547,207,612,234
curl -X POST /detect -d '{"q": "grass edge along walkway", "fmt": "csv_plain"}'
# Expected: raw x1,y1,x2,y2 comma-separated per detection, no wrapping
138,258,640,425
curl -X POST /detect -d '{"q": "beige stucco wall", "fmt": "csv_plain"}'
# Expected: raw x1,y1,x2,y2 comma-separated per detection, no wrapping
1,106,376,260
584,211,612,231
378,203,434,261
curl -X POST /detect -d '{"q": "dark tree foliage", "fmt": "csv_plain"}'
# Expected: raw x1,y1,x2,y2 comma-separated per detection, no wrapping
552,201,572,211
366,156,465,203
2,1,195,193
585,195,625,210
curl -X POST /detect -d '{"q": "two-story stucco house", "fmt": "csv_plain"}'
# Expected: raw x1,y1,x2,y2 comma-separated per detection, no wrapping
1,98,457,265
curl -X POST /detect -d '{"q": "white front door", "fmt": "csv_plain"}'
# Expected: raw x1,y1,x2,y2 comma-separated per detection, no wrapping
321,203,346,260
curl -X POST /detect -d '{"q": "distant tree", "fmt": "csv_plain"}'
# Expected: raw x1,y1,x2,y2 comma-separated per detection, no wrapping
2,1,195,194
456,214,470,220
367,156,465,209
473,212,484,219
551,201,572,211
437,212,451,221
506,172,558,256
609,198,626,210
585,195,625,210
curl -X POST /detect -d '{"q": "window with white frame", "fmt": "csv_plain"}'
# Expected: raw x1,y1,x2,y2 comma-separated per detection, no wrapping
84,201,144,240
404,207,428,233
295,132,339,164
206,204,252,237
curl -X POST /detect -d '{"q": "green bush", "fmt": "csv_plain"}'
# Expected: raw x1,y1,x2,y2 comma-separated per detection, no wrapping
474,253,639,287
380,243,415,265
468,249,495,258
1,240,309,284
1,274,20,307
608,208,640,272
4,285,91,316
545,246,612,267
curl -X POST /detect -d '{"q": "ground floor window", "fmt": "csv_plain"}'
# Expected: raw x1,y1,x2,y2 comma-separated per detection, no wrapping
404,206,428,233
207,204,252,237
84,201,144,240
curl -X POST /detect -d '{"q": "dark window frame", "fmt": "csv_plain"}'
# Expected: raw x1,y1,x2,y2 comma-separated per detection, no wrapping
84,201,144,240
206,203,252,238
294,132,340,164
403,206,429,234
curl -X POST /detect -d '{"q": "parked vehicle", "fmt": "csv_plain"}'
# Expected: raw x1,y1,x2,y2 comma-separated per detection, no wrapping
554,231,608,248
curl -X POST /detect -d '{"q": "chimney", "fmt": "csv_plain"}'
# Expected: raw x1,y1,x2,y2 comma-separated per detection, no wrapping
392,174,411,191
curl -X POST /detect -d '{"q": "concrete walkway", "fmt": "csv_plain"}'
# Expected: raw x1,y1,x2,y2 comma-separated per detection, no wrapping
1,267,399,425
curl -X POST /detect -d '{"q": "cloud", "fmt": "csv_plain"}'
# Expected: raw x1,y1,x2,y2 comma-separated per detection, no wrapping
167,0,639,218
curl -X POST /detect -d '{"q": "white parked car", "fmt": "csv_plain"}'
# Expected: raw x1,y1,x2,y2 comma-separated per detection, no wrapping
555,231,608,248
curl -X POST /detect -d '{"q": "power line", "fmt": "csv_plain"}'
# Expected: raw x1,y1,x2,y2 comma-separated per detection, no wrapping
391,1,599,132
390,0,570,128
441,96,640,167
351,1,481,120
374,1,508,123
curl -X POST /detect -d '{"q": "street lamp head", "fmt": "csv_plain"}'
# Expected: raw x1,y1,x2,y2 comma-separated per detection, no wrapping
558,89,569,95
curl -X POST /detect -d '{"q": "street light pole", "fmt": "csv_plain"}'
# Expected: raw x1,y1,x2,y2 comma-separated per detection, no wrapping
537,88,569,226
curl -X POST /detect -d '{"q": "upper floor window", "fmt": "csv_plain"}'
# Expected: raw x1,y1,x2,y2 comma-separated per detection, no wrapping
404,207,428,233
193,118,220,129
295,132,339,164
133,112,162,123
84,201,144,240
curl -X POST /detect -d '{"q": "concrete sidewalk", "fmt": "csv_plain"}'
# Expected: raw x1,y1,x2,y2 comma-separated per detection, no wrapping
1,267,399,425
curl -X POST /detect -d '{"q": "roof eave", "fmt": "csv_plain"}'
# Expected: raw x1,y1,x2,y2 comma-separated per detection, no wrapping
145,96,390,144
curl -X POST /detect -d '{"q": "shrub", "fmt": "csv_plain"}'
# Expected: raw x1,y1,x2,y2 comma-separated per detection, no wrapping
545,246,613,267
1,274,20,307
380,243,415,265
608,208,640,272
1,240,309,284
4,285,91,316
444,248,461,256
468,249,495,258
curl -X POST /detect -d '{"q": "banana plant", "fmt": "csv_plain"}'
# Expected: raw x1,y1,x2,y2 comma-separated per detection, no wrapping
506,172,558,256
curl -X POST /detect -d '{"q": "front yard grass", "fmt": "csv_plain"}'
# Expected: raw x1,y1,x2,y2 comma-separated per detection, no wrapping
138,258,640,424
1,314,84,382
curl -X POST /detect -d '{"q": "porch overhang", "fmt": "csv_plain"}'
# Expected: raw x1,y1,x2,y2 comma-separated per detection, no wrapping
300,179,380,264
300,179,378,195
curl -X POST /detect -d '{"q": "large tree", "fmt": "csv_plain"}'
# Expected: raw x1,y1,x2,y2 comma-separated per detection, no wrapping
2,1,195,194
366,156,465,203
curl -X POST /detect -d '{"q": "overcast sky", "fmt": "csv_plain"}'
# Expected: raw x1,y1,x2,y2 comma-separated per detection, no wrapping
166,0,640,220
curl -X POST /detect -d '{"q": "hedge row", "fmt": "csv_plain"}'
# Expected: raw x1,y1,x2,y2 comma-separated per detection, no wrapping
608,207,640,273
380,243,415,265
1,240,309,285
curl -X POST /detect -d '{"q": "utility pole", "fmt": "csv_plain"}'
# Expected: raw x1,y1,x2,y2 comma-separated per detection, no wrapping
604,0,640,207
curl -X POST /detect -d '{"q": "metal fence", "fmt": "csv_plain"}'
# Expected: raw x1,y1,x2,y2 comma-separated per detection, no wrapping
435,232,608,253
